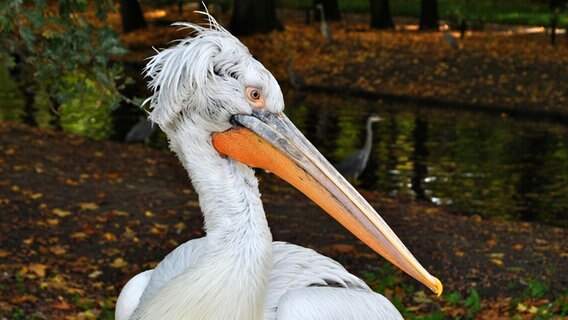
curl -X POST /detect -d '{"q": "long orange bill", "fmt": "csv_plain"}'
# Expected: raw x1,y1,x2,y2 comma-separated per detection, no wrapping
212,109,442,296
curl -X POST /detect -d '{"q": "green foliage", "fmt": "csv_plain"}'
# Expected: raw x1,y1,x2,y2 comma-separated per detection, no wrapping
414,310,446,320
525,279,548,298
10,308,25,320
13,274,26,294
445,291,461,305
362,263,399,293
0,0,128,139
0,62,25,121
554,291,568,316
464,288,481,315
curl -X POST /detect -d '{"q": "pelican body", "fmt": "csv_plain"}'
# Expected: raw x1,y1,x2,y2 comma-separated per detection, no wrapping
116,14,441,320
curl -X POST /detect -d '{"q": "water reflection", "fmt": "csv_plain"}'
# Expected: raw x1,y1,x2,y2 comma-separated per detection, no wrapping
0,69,114,140
0,64,25,122
284,92,567,227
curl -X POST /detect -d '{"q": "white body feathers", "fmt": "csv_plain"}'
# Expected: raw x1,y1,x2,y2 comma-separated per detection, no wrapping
117,241,402,320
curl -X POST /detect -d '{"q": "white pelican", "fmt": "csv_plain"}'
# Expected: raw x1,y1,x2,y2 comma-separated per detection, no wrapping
116,15,442,320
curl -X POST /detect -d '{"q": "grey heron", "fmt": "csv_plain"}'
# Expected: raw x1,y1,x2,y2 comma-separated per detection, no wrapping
315,4,333,44
124,117,155,143
337,115,382,181
441,25,460,50
287,56,306,89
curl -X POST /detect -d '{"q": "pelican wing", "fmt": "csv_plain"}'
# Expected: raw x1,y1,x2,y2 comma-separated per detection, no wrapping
115,270,153,320
276,287,402,320
266,242,400,319
116,238,208,320
140,237,208,303
117,240,400,320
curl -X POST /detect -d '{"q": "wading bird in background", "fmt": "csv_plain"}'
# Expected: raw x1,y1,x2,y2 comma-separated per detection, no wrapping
287,56,306,89
337,115,382,182
115,14,441,320
441,24,460,50
315,4,333,44
124,117,155,143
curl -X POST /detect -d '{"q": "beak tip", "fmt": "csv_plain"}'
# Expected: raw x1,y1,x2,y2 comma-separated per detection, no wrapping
432,277,443,297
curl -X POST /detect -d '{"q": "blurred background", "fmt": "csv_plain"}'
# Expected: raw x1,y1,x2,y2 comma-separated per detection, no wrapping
0,1,567,319
1,0,566,226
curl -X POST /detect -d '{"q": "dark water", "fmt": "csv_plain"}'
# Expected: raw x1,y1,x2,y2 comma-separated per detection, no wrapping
1,73,566,226
284,92,567,227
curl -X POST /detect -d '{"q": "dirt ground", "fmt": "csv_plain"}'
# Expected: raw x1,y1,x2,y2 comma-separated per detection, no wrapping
0,122,566,318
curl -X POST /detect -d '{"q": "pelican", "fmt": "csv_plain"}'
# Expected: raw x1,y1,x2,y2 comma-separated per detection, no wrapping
116,15,442,320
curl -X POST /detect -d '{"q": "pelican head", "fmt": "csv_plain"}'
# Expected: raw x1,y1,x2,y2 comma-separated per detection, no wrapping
144,16,442,297
145,20,283,134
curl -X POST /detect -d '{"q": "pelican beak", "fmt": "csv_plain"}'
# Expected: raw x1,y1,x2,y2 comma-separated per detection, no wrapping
211,110,443,296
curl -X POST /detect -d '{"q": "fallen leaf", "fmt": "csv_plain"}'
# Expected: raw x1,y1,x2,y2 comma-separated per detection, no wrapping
28,263,48,277
326,244,356,254
110,257,128,268
52,208,71,217
103,232,116,241
65,178,79,186
488,252,505,259
88,270,103,279
71,232,88,240
517,303,527,312
455,250,465,257
174,222,186,234
512,243,523,251
490,258,504,266
113,210,130,216
11,294,38,304
79,202,99,210
50,246,67,255
52,300,71,310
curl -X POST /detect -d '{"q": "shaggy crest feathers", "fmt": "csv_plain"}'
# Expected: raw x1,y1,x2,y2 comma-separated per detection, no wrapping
143,13,251,128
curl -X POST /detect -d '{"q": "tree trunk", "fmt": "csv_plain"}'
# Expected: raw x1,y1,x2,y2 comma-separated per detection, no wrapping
314,0,341,22
120,0,147,33
230,0,282,36
549,0,565,45
419,0,439,31
551,11,558,45
370,0,394,29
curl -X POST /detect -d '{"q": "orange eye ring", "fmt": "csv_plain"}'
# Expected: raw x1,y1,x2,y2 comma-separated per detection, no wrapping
247,88,261,100
245,87,266,108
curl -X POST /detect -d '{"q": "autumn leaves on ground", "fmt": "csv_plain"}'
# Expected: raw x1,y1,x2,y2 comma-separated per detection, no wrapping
1,7,568,320
123,9,568,119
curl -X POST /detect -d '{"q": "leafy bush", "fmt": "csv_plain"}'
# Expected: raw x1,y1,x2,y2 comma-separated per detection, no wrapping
0,0,128,139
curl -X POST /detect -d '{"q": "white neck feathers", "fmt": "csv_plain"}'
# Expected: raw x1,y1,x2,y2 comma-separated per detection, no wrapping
132,124,273,320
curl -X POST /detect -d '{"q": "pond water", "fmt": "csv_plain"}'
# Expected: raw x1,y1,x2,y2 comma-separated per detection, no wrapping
1,72,566,226
284,92,567,227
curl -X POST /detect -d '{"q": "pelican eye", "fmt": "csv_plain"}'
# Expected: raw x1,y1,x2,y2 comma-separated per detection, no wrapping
246,87,266,108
